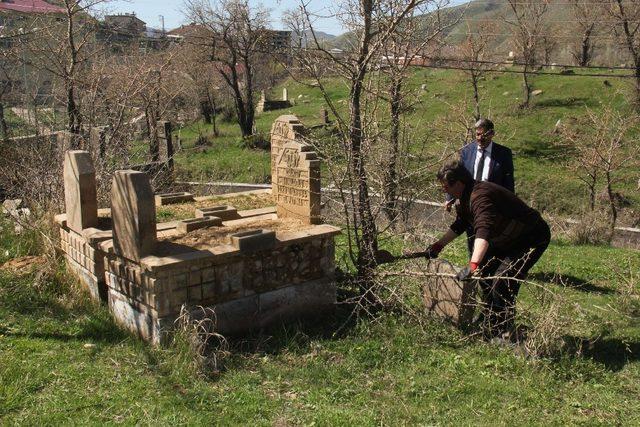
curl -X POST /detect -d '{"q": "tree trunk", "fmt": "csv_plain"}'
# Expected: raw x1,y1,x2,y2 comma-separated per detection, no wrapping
211,95,218,137
350,0,378,296
579,26,594,67
200,99,212,124
146,108,159,162
0,103,8,141
472,73,481,120
605,170,618,236
521,65,531,108
383,78,402,222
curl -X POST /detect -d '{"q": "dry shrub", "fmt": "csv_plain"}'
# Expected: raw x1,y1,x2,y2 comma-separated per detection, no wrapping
612,259,640,317
567,208,613,245
518,292,571,359
171,305,230,376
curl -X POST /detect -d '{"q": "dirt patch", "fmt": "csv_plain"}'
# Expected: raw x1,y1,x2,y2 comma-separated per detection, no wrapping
163,217,309,251
156,193,274,222
0,255,48,275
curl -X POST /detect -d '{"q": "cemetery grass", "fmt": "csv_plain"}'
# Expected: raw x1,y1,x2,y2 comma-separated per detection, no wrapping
1,217,640,424
175,67,639,217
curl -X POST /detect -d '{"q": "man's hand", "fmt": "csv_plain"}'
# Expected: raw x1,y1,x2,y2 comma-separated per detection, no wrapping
444,199,455,212
425,242,443,259
456,262,480,281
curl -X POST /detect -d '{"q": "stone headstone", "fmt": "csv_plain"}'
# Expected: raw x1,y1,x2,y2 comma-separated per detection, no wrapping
111,170,157,262
282,87,288,101
63,150,98,234
274,140,321,224
270,115,305,192
422,259,476,326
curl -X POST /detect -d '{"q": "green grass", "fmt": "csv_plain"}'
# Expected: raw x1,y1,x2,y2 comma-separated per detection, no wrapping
173,68,639,218
1,214,639,424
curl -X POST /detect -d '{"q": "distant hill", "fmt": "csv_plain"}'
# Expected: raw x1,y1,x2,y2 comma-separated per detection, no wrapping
329,0,629,66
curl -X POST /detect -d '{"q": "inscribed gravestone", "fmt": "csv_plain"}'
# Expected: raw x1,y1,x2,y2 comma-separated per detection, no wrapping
111,170,157,262
274,141,321,224
270,115,304,198
64,150,98,233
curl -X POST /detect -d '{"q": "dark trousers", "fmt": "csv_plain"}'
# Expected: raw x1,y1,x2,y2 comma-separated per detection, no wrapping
477,219,551,335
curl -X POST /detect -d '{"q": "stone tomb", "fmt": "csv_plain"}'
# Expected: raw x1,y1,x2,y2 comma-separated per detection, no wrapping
57,150,112,301
271,115,321,224
56,117,338,344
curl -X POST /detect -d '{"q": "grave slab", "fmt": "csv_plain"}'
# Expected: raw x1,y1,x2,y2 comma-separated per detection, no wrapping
422,259,477,327
63,150,98,233
112,170,157,262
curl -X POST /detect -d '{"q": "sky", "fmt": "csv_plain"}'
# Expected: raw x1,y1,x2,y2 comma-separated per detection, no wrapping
104,0,468,36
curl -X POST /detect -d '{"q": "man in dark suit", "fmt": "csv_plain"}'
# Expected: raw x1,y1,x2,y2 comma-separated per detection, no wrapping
446,118,515,252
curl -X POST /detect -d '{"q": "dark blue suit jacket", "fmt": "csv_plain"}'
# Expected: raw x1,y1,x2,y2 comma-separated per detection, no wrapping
460,141,515,193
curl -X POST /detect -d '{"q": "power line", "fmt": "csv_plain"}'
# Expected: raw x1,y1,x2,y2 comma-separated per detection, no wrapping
447,31,621,39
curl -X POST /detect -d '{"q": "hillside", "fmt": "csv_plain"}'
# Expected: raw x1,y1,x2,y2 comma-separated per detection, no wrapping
332,0,629,66
171,67,639,224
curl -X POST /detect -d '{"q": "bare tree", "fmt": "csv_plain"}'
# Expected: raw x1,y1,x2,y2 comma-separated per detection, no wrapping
457,26,490,121
186,0,269,138
559,108,639,234
290,0,449,298
378,4,452,222
505,0,549,108
606,0,640,110
13,0,109,136
569,0,599,67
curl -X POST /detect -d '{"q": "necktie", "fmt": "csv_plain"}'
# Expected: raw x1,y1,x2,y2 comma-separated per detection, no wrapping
475,149,485,182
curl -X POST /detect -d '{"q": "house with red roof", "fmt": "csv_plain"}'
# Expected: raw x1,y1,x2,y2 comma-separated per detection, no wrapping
0,0,66,15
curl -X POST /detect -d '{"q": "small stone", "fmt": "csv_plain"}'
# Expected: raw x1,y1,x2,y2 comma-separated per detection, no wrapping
531,89,543,96
83,343,96,349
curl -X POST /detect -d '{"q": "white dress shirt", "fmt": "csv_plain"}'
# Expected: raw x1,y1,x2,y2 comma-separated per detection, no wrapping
473,141,493,181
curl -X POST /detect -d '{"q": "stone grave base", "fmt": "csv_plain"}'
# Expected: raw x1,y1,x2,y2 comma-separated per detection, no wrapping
56,214,112,302
109,278,335,345
97,211,339,345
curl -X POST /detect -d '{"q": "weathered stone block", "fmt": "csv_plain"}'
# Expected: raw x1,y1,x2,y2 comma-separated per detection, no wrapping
154,192,194,206
230,229,276,253
195,205,240,221
111,170,157,262
422,259,477,327
64,150,98,234
177,216,223,233
216,262,243,294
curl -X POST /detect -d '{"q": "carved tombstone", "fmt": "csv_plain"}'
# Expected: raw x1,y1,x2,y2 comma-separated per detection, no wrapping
422,259,477,327
274,141,321,224
111,170,157,262
270,115,305,196
63,150,98,234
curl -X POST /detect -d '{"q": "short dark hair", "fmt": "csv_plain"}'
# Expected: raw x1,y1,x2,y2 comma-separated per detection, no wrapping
437,160,473,186
474,118,494,132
